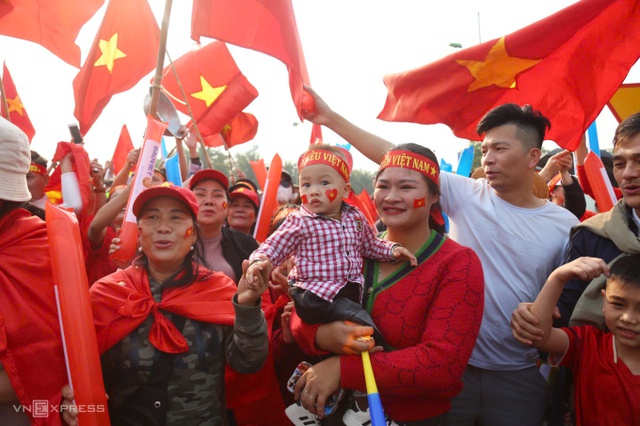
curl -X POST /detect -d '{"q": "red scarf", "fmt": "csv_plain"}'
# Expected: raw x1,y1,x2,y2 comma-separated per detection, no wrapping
90,264,237,354
0,209,66,425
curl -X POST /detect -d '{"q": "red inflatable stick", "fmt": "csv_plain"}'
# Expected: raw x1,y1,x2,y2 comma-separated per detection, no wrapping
110,116,168,267
45,204,110,425
584,151,617,213
253,154,283,243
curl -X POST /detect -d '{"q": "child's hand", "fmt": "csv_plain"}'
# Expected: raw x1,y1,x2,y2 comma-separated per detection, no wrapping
551,257,609,284
392,245,417,266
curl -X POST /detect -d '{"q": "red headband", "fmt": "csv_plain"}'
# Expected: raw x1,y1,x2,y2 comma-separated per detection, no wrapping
29,163,47,175
379,150,439,185
298,149,350,182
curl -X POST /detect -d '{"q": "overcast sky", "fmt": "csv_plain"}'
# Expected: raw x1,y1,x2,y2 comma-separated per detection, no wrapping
1,0,638,173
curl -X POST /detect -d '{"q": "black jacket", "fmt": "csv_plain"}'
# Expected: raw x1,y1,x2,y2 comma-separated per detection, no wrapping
220,226,259,284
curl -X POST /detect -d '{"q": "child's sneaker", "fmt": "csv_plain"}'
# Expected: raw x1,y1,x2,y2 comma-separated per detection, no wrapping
342,405,399,426
285,402,321,426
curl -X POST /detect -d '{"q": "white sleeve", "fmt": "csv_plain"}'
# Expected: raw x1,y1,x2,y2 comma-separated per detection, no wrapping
61,172,83,214
439,171,482,217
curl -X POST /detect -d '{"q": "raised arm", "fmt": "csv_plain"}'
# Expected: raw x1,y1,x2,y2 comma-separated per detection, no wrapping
529,257,609,357
303,86,394,164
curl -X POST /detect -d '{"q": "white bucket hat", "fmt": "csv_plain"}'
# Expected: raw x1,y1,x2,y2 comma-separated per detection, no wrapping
0,118,31,202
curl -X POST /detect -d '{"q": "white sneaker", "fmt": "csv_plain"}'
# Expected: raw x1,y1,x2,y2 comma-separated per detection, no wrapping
285,403,321,426
342,406,400,426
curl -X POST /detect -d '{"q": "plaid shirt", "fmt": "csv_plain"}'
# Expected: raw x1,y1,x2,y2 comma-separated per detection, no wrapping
250,203,397,302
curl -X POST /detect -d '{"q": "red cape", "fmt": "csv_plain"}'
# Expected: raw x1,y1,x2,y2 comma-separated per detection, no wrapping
0,209,66,425
90,264,237,354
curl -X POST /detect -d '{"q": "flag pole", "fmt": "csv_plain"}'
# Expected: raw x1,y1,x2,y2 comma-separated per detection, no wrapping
165,52,220,170
148,0,173,119
0,74,10,121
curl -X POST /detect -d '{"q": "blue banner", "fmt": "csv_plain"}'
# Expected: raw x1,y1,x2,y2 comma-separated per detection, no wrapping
456,145,475,177
165,155,182,187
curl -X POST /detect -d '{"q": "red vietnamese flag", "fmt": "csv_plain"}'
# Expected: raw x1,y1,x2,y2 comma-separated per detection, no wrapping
111,124,134,175
191,0,311,120
198,112,259,148
379,0,640,151
1,63,36,142
161,41,258,134
73,0,159,134
0,0,103,67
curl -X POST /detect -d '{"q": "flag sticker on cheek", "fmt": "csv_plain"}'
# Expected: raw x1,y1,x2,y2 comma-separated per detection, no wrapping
414,198,426,208
326,189,338,201
185,226,194,237
222,201,228,209
300,194,309,204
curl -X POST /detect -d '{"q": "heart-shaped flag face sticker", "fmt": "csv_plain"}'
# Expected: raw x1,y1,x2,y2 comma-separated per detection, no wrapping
326,188,338,201
300,194,309,204
185,226,194,237
222,201,228,209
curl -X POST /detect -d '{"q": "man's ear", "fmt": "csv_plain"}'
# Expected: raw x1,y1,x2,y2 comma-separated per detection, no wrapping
527,148,541,170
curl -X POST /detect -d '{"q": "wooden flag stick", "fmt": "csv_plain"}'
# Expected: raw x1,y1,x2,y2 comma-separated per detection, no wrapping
0,74,10,121
148,0,173,119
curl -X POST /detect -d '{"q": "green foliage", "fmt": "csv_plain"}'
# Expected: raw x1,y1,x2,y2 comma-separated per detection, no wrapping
349,168,375,194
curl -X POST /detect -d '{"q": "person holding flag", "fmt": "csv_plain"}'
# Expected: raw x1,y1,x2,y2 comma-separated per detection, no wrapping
299,86,576,425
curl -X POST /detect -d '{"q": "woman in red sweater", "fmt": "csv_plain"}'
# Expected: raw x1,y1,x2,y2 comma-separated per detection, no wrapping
289,140,485,425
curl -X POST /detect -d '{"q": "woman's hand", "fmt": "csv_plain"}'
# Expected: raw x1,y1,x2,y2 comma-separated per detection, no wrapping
280,301,295,344
315,321,379,355
269,260,292,298
293,357,341,419
301,86,335,126
61,385,78,426
237,259,269,306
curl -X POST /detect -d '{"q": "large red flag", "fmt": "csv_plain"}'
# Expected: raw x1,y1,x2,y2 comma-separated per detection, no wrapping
111,124,134,175
0,0,104,67
161,41,258,133
1,63,36,142
198,112,259,148
191,0,311,119
378,0,640,151
73,0,159,134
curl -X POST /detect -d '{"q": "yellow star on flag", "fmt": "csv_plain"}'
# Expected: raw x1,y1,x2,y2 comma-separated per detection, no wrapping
94,33,127,74
191,77,226,107
7,96,25,116
456,37,541,92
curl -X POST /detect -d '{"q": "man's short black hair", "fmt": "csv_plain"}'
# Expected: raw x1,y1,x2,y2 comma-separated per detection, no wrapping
476,104,551,150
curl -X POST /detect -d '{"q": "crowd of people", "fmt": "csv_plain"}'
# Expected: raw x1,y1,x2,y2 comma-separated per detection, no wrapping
0,84,638,426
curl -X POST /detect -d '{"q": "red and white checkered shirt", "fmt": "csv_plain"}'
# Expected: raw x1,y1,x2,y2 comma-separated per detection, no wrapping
250,203,397,302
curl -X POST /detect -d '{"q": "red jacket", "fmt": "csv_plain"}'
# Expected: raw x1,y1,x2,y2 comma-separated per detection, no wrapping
0,209,67,425
292,235,484,422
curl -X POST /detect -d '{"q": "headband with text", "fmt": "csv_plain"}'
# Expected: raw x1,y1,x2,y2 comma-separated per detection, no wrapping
379,150,439,185
29,163,47,175
297,149,350,182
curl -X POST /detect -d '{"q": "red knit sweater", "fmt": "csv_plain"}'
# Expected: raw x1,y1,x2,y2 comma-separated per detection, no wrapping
292,235,484,422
